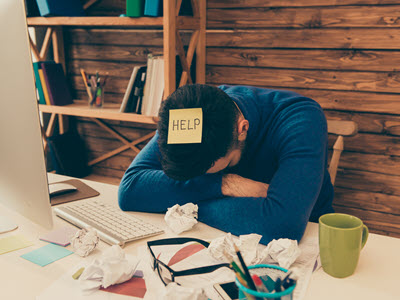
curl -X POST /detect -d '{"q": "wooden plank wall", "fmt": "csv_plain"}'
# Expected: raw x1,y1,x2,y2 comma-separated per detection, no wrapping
64,0,400,237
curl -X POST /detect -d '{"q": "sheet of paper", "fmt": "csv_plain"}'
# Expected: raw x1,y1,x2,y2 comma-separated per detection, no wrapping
21,243,73,267
0,234,33,255
152,242,235,299
291,235,320,300
37,251,166,300
40,226,78,247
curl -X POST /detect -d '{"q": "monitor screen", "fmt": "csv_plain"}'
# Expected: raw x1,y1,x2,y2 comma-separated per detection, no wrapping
0,0,53,231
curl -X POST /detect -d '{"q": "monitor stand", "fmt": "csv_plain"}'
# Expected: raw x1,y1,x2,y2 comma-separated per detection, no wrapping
0,216,18,234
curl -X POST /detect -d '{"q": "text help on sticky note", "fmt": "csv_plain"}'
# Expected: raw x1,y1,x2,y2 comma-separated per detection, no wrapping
168,108,203,144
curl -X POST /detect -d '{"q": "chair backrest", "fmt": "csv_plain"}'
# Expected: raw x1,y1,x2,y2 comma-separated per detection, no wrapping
327,120,358,185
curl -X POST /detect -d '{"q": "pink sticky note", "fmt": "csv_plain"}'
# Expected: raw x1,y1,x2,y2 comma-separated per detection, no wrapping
39,227,78,247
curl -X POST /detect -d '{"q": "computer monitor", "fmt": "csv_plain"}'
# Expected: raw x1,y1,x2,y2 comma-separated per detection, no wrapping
0,0,53,232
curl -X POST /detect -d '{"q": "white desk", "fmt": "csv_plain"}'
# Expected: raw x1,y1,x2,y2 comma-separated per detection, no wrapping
1,174,399,300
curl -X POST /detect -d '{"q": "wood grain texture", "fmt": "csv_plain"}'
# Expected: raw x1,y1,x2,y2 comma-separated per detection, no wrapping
207,6,400,28
67,44,162,62
337,152,400,176
207,29,400,49
206,66,400,94
334,187,400,215
335,169,400,196
328,133,400,156
206,48,400,72
208,0,400,8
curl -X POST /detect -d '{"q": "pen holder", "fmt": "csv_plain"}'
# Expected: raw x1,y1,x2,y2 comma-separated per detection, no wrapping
235,264,296,300
89,85,105,108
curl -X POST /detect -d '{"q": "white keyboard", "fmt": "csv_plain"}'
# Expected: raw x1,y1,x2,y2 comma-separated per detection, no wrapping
54,199,164,247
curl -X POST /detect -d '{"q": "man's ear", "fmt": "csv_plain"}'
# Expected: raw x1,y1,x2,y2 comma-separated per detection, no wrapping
237,119,249,141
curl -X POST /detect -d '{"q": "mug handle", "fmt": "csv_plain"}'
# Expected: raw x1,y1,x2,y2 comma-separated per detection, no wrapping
361,225,369,249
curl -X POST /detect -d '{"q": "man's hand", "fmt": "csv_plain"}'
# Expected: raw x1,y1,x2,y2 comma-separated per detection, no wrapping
221,174,269,198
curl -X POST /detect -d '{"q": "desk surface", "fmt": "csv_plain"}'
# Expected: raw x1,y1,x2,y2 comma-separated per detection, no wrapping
1,174,399,300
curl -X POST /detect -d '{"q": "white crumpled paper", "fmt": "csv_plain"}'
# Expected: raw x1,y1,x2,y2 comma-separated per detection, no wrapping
71,227,100,257
259,238,302,269
207,233,262,265
164,203,198,234
79,245,140,294
208,233,301,269
162,282,207,300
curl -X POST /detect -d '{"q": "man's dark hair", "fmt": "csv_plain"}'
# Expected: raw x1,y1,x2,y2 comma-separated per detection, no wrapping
157,84,239,181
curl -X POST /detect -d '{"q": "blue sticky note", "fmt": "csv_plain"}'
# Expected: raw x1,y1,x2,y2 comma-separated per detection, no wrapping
20,243,73,267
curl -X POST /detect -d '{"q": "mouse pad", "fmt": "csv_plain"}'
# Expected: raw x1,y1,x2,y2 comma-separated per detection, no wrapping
50,179,100,206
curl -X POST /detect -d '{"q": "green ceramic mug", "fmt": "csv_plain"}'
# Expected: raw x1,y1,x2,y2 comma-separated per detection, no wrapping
319,213,368,278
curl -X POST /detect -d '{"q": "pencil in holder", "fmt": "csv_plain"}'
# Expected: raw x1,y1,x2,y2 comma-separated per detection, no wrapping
89,85,104,108
235,264,296,300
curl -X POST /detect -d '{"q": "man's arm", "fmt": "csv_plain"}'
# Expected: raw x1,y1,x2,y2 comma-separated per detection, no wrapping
222,174,269,198
198,104,330,245
118,132,224,213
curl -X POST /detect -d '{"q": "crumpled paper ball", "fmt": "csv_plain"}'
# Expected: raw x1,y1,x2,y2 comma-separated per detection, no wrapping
259,238,302,269
165,203,198,234
207,234,301,269
71,227,99,257
79,245,139,293
207,233,262,265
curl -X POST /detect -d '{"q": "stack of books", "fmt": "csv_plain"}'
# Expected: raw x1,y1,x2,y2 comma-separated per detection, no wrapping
32,61,73,106
120,54,164,117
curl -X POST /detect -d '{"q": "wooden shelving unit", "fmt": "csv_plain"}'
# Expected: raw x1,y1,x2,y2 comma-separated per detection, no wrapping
38,101,158,124
27,0,206,167
27,16,200,29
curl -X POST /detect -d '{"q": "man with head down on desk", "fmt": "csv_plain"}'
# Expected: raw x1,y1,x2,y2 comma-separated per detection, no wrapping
118,84,334,244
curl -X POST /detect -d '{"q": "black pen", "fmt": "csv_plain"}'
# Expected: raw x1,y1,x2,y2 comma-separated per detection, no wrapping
233,244,257,291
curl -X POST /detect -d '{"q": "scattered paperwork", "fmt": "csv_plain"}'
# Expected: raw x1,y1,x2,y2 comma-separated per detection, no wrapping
37,247,166,300
71,227,99,257
164,203,198,234
0,234,33,255
162,282,207,300
79,245,140,293
20,243,73,267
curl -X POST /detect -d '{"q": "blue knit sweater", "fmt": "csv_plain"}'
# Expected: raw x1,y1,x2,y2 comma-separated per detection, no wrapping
118,85,334,244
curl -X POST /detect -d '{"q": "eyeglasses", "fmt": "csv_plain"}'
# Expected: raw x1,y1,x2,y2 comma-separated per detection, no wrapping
147,237,230,285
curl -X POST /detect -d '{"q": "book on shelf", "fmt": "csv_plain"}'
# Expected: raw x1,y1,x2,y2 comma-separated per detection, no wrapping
120,65,147,113
144,0,162,17
126,0,145,17
141,54,165,116
38,69,51,105
32,61,53,105
143,0,192,17
36,0,85,17
41,62,73,106
134,70,147,114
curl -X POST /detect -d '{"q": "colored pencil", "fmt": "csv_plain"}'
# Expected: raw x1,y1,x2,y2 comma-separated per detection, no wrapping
234,243,257,291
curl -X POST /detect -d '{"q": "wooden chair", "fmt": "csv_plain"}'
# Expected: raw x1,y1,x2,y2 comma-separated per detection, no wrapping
327,120,358,185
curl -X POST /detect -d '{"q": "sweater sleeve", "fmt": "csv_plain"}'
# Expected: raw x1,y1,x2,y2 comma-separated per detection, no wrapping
198,102,329,244
118,132,224,213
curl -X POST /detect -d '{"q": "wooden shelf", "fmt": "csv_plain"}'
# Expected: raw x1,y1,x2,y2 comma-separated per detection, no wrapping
39,101,157,124
27,16,199,30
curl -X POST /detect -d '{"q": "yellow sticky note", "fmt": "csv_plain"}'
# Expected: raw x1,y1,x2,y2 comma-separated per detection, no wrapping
0,234,33,255
168,108,203,144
